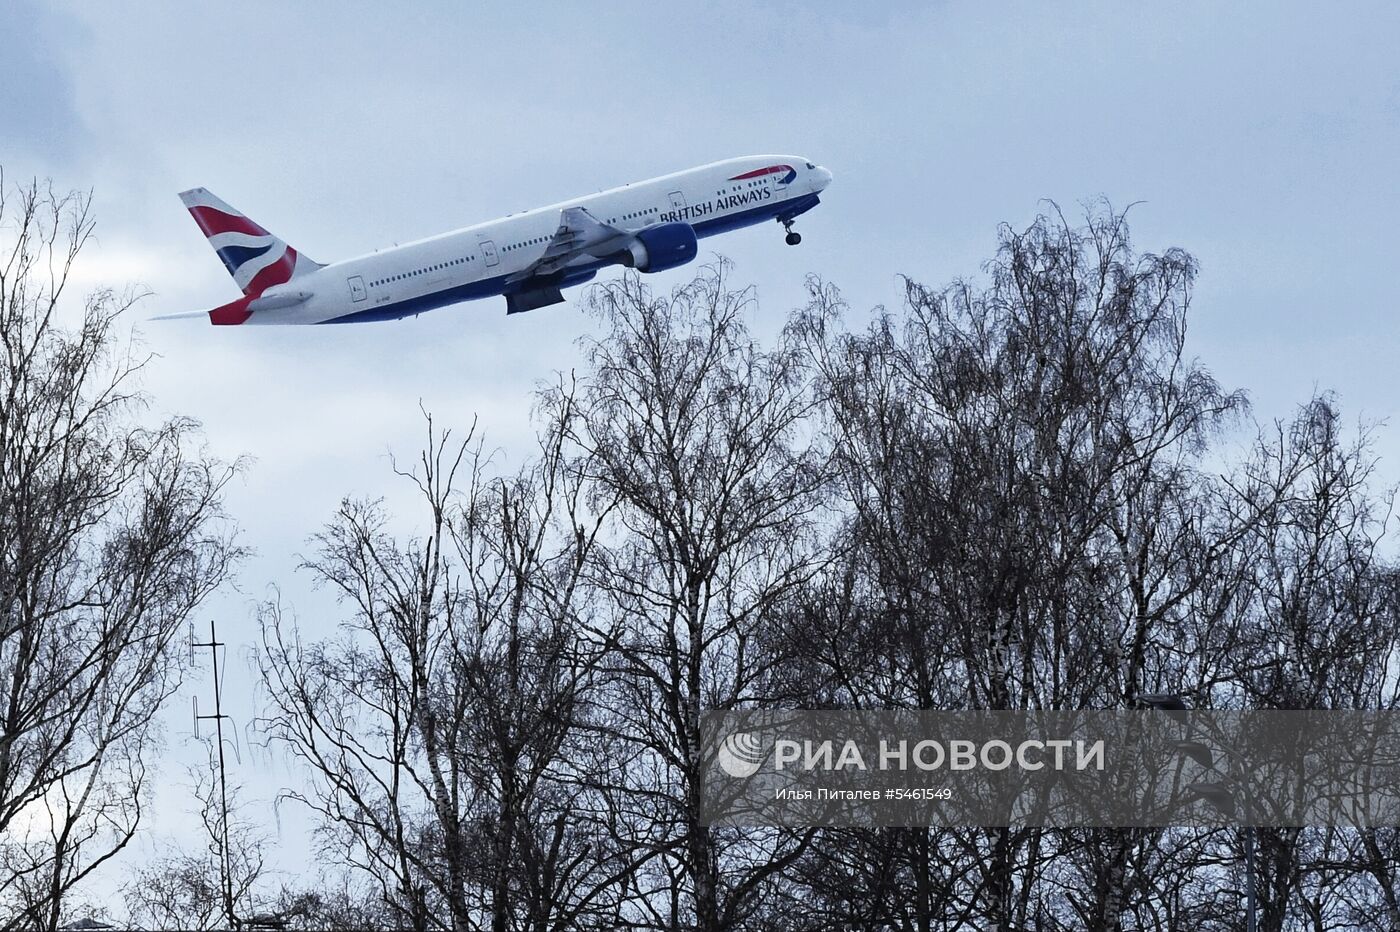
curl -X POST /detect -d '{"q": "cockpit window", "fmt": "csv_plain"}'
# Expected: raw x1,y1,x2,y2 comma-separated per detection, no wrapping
805,161,815,169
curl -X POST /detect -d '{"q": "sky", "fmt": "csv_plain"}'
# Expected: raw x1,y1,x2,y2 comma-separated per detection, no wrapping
5,0,1400,912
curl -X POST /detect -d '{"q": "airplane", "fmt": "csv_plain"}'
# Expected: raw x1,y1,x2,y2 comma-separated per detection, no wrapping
167,155,832,325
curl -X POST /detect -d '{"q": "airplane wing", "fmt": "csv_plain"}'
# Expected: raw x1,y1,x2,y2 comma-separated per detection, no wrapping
506,207,630,285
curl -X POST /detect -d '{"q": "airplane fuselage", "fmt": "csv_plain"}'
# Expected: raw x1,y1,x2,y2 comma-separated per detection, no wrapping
211,155,830,325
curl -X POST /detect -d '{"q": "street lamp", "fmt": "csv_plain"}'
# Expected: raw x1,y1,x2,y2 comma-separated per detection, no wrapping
1138,693,1256,932
1138,693,1189,712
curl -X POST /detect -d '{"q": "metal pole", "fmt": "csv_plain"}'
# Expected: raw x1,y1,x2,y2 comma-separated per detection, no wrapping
194,619,238,930
1243,825,1256,932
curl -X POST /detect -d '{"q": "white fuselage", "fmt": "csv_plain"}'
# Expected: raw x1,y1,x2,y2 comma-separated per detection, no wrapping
251,155,830,324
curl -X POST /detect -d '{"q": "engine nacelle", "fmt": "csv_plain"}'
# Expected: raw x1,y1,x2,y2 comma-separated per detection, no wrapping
622,222,698,273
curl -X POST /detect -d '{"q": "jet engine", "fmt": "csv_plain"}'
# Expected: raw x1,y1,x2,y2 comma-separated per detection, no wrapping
622,222,698,273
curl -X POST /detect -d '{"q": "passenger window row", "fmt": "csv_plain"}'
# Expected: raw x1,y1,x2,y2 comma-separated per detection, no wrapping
608,207,659,224
714,183,764,195
506,235,551,252
370,255,472,288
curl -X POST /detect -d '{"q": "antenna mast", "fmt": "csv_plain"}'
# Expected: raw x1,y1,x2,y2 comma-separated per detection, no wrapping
193,619,238,930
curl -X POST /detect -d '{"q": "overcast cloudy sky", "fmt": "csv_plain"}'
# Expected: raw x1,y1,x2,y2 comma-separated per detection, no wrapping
6,0,1400,905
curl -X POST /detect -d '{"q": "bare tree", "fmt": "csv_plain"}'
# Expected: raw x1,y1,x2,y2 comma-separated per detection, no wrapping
1230,399,1400,931
782,206,1256,930
552,264,828,931
122,742,268,931
0,174,240,930
267,873,401,931
240,215,1400,929
259,408,615,931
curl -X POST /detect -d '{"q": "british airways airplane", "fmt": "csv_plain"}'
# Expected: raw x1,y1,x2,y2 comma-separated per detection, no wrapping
169,156,831,325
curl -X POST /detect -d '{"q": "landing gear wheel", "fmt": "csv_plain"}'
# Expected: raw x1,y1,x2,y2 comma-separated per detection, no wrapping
785,231,802,246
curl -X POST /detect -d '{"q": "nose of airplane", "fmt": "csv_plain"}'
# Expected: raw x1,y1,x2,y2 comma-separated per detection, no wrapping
814,166,833,190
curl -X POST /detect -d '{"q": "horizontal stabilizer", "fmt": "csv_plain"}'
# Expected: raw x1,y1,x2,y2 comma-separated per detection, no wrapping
152,294,257,326
149,310,211,321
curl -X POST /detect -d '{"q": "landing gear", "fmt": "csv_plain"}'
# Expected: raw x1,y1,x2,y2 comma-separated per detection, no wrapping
782,219,802,246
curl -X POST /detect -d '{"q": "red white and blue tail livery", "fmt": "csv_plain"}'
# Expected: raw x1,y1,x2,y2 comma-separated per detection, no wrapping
172,188,323,325
167,155,831,325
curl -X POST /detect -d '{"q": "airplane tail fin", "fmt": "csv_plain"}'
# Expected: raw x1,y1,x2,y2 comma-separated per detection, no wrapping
178,187,322,296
